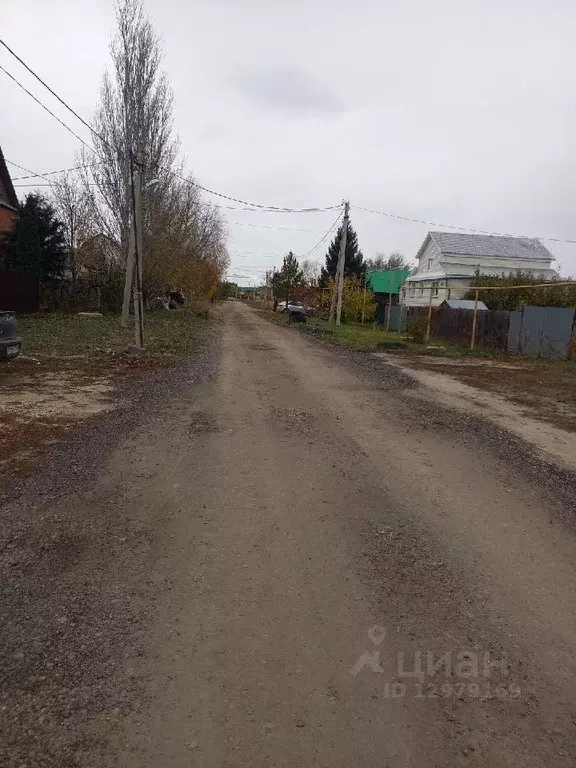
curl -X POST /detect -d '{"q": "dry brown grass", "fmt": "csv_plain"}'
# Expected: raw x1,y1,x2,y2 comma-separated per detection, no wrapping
0,355,162,485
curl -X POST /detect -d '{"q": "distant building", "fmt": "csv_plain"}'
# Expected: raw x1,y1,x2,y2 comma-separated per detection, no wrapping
401,231,559,307
368,267,412,323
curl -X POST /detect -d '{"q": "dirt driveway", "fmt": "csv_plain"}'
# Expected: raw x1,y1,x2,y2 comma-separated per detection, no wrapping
2,301,576,767
381,350,576,432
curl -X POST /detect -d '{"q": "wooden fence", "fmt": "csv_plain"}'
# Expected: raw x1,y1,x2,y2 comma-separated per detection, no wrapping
407,306,511,350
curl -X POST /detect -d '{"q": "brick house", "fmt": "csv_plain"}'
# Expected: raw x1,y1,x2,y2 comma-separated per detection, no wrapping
0,148,40,311
0,147,18,239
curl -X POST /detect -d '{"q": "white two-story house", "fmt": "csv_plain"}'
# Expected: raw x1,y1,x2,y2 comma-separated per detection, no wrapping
401,231,559,307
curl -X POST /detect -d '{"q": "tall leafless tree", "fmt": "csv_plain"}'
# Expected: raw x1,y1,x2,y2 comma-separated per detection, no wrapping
80,0,229,310
82,0,178,266
51,172,89,286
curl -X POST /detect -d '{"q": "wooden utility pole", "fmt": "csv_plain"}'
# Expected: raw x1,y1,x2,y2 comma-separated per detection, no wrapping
361,270,368,324
121,73,133,328
329,201,349,325
386,291,393,331
132,149,144,349
121,225,135,327
470,288,479,350
425,285,434,342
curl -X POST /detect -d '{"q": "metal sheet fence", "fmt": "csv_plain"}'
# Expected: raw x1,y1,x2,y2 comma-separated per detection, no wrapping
403,304,576,359
507,306,576,359
407,306,510,350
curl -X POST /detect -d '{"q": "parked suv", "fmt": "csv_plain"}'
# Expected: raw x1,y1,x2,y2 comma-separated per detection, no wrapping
0,311,22,361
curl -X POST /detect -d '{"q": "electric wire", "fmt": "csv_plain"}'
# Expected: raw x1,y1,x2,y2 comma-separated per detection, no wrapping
302,209,345,262
0,64,96,154
353,205,576,246
5,38,574,243
10,164,88,181
0,37,111,150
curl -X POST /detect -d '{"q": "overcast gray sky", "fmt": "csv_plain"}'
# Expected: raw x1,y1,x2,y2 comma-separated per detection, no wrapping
3,0,576,283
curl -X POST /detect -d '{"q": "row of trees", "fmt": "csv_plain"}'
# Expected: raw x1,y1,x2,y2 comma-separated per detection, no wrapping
464,272,576,311
2,0,229,310
267,217,408,322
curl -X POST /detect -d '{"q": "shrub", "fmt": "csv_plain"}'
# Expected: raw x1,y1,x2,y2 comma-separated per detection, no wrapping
406,315,427,344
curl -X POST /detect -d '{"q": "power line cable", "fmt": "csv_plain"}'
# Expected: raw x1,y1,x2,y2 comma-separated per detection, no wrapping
5,159,60,187
302,209,345,262
0,64,96,154
10,164,88,181
0,36,339,216
230,221,316,232
0,36,111,150
255,210,344,277
14,182,97,188
4,37,573,242
169,168,342,214
6,159,99,193
6,159,40,175
353,204,576,246
214,203,275,212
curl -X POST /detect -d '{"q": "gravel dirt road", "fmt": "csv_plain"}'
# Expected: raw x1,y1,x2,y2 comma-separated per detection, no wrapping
3,301,576,767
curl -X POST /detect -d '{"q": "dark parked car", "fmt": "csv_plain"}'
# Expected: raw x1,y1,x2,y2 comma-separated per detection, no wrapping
0,311,22,361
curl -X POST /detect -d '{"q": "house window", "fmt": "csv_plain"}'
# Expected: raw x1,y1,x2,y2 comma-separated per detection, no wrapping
432,281,439,297
419,283,424,297
427,258,433,270
402,288,406,300
410,284,415,296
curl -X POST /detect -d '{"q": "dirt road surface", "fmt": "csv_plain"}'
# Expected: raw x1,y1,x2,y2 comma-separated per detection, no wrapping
3,301,576,767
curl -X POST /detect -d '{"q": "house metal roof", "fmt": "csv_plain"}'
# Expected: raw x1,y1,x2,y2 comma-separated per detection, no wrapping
441,299,489,310
368,267,412,294
418,231,554,262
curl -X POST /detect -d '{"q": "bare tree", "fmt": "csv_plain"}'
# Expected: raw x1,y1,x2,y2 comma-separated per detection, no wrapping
82,0,178,308
51,172,90,286
366,251,409,270
80,0,230,309
301,259,321,286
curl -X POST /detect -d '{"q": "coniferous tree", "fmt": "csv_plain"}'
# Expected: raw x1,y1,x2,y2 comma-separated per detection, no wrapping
320,219,365,286
271,251,303,303
4,193,67,282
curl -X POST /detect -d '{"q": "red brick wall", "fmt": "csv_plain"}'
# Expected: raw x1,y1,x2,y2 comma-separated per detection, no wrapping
0,206,16,233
